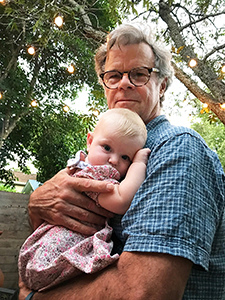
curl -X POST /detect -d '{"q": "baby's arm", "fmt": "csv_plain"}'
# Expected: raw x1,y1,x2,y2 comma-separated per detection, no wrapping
97,148,150,214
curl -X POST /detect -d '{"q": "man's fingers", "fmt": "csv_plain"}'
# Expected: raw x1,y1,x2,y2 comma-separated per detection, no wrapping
62,203,107,226
30,199,108,233
63,193,114,219
72,177,114,193
59,215,100,236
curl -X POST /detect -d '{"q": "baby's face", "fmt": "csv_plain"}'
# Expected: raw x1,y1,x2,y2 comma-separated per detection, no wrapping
86,127,142,178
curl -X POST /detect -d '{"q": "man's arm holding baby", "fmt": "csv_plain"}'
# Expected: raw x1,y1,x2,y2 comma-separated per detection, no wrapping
97,148,150,214
30,251,192,300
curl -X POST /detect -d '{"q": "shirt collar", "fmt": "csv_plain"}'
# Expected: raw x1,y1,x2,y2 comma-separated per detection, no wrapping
146,115,170,131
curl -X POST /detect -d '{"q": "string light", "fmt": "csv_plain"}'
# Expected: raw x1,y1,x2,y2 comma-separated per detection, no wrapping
200,103,209,114
27,46,36,55
67,64,75,74
54,15,63,28
30,100,38,107
220,103,225,110
92,109,99,117
189,58,197,68
63,105,70,113
0,92,3,99
0,0,7,5
221,65,225,74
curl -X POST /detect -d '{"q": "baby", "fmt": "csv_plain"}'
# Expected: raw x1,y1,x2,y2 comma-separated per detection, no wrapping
18,108,150,291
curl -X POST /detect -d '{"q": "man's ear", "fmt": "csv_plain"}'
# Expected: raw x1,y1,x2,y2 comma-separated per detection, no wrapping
86,132,94,152
159,77,168,98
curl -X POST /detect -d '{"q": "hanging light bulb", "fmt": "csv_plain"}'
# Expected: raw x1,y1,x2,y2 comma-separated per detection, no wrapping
202,103,208,108
220,103,225,110
54,15,63,28
0,0,6,5
27,46,36,55
92,109,100,117
30,99,38,107
221,65,225,74
189,58,197,68
63,105,70,113
67,64,75,74
0,91,3,99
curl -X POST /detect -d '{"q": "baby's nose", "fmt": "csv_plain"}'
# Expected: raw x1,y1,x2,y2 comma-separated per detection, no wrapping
109,155,119,166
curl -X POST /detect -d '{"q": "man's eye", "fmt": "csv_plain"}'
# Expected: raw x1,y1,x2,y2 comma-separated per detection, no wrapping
106,72,121,82
103,145,111,151
122,155,130,161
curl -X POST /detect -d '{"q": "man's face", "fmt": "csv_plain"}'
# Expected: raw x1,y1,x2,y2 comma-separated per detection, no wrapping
104,43,167,124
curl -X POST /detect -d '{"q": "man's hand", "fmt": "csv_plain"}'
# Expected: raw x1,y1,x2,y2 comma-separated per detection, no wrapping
28,168,114,235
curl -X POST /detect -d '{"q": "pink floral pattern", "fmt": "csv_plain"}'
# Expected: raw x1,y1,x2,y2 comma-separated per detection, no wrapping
19,165,120,291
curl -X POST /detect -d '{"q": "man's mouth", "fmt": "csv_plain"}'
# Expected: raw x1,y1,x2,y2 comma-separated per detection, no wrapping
116,99,136,104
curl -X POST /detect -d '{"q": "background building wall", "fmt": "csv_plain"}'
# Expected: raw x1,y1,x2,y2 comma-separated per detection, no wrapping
0,191,31,289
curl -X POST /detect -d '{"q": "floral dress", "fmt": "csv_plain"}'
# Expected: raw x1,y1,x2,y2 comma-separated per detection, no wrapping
18,151,120,291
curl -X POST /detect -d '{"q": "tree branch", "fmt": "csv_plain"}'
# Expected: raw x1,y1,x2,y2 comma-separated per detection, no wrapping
203,43,225,62
172,62,225,125
177,9,225,32
68,0,107,42
26,51,45,101
0,44,22,83
0,110,27,149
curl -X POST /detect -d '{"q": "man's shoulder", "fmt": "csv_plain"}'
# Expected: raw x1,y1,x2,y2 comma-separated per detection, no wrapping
146,115,204,148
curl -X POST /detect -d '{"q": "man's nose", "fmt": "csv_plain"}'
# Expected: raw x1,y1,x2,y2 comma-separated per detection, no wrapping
118,73,134,90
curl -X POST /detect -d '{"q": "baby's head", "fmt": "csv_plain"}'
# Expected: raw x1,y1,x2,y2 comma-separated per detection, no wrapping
87,108,147,178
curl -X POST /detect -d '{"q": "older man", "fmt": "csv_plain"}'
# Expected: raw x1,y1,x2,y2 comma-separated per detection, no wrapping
20,24,225,300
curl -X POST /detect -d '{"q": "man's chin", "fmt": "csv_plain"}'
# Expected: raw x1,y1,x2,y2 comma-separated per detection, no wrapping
114,101,137,109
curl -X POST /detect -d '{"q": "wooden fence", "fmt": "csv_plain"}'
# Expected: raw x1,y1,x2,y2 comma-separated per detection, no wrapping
0,191,32,289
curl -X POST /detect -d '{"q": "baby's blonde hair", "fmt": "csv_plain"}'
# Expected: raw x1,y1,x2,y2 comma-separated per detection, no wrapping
94,108,147,147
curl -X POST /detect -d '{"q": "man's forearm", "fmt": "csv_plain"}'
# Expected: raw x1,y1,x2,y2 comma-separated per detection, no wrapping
33,264,118,300
32,252,192,300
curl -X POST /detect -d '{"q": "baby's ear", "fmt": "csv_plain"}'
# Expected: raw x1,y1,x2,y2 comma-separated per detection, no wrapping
86,132,94,152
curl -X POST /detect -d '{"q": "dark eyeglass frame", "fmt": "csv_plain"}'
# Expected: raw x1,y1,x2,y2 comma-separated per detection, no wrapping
100,66,160,89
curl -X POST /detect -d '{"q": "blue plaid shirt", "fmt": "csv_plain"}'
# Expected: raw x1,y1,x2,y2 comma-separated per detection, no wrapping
112,115,225,299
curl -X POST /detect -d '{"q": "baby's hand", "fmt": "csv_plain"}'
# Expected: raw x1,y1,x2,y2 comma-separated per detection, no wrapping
133,148,151,165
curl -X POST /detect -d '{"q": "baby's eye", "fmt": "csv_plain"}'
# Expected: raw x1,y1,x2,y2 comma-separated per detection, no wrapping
103,145,111,151
122,155,130,161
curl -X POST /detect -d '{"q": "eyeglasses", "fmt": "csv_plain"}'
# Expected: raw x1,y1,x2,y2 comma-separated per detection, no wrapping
100,67,159,89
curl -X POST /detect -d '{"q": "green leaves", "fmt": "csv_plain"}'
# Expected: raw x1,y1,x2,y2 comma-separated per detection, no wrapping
191,112,225,171
0,0,121,183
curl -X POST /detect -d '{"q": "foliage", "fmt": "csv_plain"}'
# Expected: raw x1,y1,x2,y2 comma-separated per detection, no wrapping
191,109,225,171
4,102,98,183
0,0,120,184
0,158,16,187
0,184,17,192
